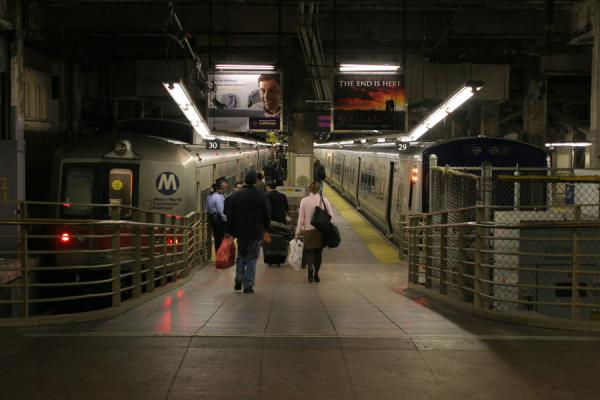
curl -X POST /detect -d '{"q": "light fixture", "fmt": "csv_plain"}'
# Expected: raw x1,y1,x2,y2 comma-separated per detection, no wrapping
163,81,211,139
377,138,386,143
545,142,591,147
339,64,400,72
401,81,484,142
360,139,367,144
214,64,275,71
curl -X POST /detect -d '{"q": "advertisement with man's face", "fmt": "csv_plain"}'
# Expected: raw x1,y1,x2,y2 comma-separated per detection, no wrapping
208,72,282,131
333,74,405,131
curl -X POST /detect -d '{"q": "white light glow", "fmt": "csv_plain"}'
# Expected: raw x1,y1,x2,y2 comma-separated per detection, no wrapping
403,82,483,142
545,142,591,147
163,81,211,139
377,138,386,143
339,63,400,72
214,64,275,71
361,139,367,144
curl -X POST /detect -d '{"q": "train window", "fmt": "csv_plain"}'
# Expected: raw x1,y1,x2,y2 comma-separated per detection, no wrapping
109,168,133,218
63,167,94,217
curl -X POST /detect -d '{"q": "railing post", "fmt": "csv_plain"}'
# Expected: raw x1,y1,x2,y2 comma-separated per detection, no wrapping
398,214,406,261
111,224,122,307
170,215,177,282
407,216,415,283
146,212,156,292
474,207,484,308
571,205,581,320
182,217,189,278
160,213,167,287
439,211,448,294
132,226,141,298
19,202,29,318
424,215,433,289
457,210,467,301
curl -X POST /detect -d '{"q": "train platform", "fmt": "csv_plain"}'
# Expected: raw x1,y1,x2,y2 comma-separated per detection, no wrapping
2,186,600,400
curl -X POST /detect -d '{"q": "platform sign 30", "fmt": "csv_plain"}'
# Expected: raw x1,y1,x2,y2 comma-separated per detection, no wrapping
206,139,220,150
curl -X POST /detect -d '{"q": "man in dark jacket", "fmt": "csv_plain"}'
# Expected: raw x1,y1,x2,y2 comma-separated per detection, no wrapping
266,183,289,224
225,170,271,293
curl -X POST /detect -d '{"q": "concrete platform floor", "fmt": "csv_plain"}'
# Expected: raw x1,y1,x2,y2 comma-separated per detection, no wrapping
2,187,600,399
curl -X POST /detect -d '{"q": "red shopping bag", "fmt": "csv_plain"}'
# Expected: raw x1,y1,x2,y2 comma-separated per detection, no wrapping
216,236,236,269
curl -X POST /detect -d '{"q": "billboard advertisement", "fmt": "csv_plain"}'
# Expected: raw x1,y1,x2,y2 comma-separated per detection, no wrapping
208,72,282,131
333,73,405,131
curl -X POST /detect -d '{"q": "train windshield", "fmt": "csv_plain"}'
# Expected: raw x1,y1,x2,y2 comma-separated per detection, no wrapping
63,167,94,217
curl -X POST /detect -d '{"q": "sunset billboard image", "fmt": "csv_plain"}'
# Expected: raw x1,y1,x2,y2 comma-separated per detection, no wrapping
333,74,406,131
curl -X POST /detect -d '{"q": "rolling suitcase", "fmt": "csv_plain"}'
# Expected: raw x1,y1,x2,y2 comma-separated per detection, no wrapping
263,233,288,266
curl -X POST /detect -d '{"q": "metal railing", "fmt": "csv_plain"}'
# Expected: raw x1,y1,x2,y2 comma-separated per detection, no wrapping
0,201,210,323
407,203,600,331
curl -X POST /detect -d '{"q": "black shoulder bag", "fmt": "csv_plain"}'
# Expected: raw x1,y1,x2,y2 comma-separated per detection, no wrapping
310,193,341,248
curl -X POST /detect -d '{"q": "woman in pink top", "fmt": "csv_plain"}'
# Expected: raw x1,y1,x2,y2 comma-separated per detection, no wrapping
295,181,333,282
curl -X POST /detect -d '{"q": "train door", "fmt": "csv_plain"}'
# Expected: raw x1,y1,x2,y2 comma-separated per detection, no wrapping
341,155,345,189
385,161,394,235
108,168,133,219
356,157,362,208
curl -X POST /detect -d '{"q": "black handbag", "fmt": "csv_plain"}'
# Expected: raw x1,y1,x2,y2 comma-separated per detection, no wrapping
310,193,332,232
324,223,341,248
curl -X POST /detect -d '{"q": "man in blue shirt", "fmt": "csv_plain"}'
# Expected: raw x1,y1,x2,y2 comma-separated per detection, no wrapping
206,181,227,253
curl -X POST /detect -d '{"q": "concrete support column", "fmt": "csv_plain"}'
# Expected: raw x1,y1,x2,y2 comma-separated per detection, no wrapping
0,0,25,251
287,113,313,188
590,0,600,167
522,56,548,148
481,103,500,137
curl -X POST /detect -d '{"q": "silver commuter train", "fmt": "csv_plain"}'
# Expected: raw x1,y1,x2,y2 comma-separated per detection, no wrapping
315,137,548,246
51,132,274,220
315,146,422,246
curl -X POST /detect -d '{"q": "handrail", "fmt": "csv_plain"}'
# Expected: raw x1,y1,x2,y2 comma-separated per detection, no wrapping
0,202,210,325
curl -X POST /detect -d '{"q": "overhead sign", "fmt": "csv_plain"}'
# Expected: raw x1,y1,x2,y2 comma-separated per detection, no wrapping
208,72,283,132
205,139,221,150
333,73,406,131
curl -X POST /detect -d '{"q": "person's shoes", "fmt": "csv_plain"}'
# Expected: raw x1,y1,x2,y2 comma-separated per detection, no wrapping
308,267,314,283
314,275,320,283
243,287,254,294
234,281,242,291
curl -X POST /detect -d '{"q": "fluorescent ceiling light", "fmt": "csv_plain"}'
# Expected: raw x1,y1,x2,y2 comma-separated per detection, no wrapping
401,81,483,142
214,64,275,71
339,63,400,72
360,139,367,144
377,138,386,143
545,142,591,147
163,81,211,139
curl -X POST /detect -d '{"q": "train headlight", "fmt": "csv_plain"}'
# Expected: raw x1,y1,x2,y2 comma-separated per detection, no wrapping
114,140,131,156
411,167,418,183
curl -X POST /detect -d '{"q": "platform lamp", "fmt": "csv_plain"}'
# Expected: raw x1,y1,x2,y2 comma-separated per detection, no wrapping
163,80,212,139
401,81,484,143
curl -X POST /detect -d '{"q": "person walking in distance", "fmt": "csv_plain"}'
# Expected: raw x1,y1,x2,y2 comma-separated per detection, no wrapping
295,181,332,283
225,170,271,293
255,172,267,192
313,159,326,188
206,180,227,253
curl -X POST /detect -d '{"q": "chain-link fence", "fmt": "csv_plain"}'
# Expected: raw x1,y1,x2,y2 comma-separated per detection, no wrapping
408,167,600,329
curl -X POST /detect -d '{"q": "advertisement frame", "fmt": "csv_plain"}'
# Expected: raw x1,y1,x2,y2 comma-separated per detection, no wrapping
207,71,283,132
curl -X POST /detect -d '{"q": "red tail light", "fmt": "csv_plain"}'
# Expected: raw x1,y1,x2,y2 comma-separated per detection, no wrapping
60,232,71,244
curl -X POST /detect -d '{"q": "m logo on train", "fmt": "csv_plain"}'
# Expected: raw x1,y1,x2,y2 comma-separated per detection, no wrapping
156,172,180,195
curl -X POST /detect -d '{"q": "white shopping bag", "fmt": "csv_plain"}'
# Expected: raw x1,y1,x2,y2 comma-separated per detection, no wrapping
287,239,303,272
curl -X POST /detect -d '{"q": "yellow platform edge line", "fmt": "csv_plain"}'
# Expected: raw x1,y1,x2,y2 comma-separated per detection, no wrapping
323,186,399,264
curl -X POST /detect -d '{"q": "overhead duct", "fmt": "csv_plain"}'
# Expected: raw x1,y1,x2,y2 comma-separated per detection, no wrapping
298,2,331,103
